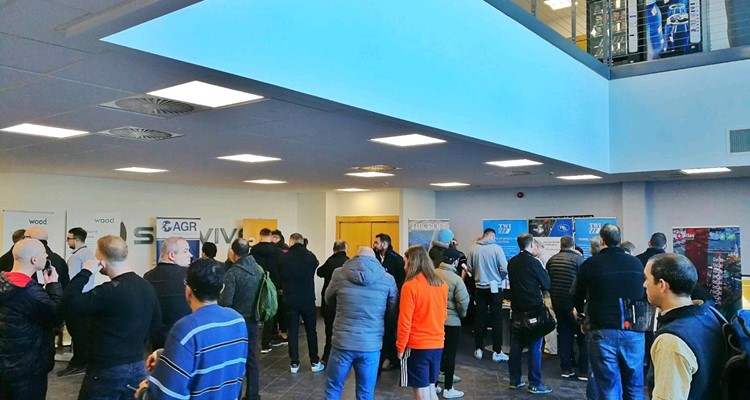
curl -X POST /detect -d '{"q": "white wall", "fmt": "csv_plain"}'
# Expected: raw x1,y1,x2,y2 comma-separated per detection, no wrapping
336,191,400,216
0,173,299,277
399,189,437,251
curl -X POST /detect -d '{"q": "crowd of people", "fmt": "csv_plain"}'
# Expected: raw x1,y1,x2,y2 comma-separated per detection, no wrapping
0,222,730,400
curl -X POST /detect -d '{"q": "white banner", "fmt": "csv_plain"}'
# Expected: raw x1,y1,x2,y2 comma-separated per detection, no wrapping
2,209,65,255
66,210,123,288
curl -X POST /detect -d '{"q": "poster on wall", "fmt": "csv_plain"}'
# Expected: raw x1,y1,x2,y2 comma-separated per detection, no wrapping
483,219,528,261
2,209,65,255
574,217,618,259
65,211,123,287
156,217,201,264
408,219,450,250
528,218,573,263
673,226,742,318
645,0,702,60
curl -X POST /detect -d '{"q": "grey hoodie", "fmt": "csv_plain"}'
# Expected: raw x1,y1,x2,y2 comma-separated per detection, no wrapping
324,255,398,352
467,237,508,289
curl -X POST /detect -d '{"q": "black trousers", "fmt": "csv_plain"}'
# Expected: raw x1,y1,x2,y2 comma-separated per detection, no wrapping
261,293,286,348
66,311,90,368
286,304,319,366
474,288,504,352
321,299,335,362
0,373,47,400
441,325,461,389
244,319,260,400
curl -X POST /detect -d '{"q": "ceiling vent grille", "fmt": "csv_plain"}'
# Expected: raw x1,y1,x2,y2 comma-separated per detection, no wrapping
99,96,209,118
97,127,182,142
350,164,400,172
728,129,750,154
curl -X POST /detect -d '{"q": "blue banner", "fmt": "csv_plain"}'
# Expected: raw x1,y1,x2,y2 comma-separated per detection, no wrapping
574,218,617,259
483,219,528,261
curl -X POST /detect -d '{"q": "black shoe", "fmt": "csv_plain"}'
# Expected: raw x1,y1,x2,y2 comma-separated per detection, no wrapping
57,365,85,377
271,338,288,347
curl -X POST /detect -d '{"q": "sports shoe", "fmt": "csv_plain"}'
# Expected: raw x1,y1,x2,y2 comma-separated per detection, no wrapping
311,362,325,373
560,370,575,378
442,388,465,398
57,365,85,377
435,386,442,395
492,351,509,362
508,381,527,390
260,347,272,354
290,364,300,374
527,384,553,394
576,373,588,382
437,372,461,383
271,338,288,347
473,348,483,360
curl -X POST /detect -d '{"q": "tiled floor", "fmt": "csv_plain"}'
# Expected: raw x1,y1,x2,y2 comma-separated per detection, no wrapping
48,325,588,399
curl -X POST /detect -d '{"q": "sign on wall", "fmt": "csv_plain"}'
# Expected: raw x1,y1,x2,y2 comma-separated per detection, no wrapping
408,219,450,250
2,209,65,254
156,217,201,263
673,226,742,318
482,219,527,261
574,217,618,259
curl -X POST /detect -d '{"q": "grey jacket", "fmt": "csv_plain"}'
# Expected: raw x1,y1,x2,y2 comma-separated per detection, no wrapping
219,255,264,321
435,263,470,326
324,254,398,352
467,237,508,288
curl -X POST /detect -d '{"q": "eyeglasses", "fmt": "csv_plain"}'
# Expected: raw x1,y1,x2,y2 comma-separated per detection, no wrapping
66,237,76,241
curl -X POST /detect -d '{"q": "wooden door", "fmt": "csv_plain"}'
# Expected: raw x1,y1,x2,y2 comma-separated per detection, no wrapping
336,216,399,258
242,219,277,245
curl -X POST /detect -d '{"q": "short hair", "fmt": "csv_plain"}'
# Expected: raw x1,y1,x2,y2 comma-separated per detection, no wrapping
483,228,496,236
186,258,225,302
259,228,272,237
231,238,250,257
599,223,621,247
621,241,635,254
11,229,25,244
271,229,285,243
590,237,602,255
650,232,667,248
375,233,392,245
289,233,304,245
517,233,534,250
68,227,87,242
160,237,186,261
97,235,128,263
333,240,347,253
649,253,697,296
560,235,575,249
202,242,217,258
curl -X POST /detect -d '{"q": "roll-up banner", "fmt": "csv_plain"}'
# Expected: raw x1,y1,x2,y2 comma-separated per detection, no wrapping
156,217,201,264
529,218,573,264
573,218,618,259
2,209,65,255
408,219,450,250
482,219,527,261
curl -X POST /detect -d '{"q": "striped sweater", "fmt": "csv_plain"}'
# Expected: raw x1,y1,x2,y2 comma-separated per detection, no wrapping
144,304,248,400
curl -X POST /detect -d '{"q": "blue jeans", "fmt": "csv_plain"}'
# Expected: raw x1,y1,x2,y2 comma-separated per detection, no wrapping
78,361,146,400
508,328,543,386
587,329,645,400
325,348,379,400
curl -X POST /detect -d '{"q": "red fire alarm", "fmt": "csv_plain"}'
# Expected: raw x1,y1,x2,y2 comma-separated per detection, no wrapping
516,192,524,198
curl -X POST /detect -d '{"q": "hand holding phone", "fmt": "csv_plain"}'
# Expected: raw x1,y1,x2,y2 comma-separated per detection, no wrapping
43,263,58,285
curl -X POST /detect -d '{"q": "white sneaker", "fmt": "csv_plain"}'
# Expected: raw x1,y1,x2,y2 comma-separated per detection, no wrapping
443,388,465,399
492,351,509,362
435,385,442,394
290,364,300,374
311,362,325,373
473,348,483,360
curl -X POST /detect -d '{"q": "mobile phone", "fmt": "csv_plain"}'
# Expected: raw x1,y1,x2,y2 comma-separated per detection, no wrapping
43,259,52,275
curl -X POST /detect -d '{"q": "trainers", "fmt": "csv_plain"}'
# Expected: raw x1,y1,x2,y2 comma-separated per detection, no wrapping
527,384,553,394
492,351,509,362
57,365,85,377
311,362,325,373
435,386,442,394
473,348,483,360
260,347,272,354
437,372,461,383
576,373,588,382
442,388,464,399
508,381,527,390
271,338,288,347
290,364,300,374
560,370,575,378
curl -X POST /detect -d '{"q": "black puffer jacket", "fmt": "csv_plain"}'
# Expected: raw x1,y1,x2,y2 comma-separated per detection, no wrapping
0,272,63,379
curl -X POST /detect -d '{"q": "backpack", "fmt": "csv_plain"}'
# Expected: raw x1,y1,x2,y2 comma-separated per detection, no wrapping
710,307,750,400
255,271,278,322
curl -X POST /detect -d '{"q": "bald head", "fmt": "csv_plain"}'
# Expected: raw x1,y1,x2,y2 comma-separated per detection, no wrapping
12,239,47,275
25,226,49,241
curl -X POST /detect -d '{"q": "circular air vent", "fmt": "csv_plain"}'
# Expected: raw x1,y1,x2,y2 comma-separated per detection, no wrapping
98,126,182,142
113,97,195,115
350,164,400,172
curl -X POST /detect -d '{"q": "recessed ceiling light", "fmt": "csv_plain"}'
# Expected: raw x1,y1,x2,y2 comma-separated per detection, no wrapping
544,0,572,10
370,134,446,147
1,123,88,139
680,167,731,174
430,182,470,187
346,172,395,178
557,174,601,180
337,188,370,192
486,159,543,168
244,179,286,184
217,154,281,163
148,81,264,108
115,167,168,173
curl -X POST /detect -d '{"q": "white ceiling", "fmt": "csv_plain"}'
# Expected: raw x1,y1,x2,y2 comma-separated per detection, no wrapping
0,0,747,192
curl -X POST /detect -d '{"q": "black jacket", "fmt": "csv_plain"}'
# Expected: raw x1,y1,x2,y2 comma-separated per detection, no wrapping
250,242,282,287
507,250,550,313
546,249,584,312
42,241,69,289
0,248,13,273
317,251,349,301
377,247,405,290
278,243,319,308
635,247,666,267
0,272,63,379
143,262,191,349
